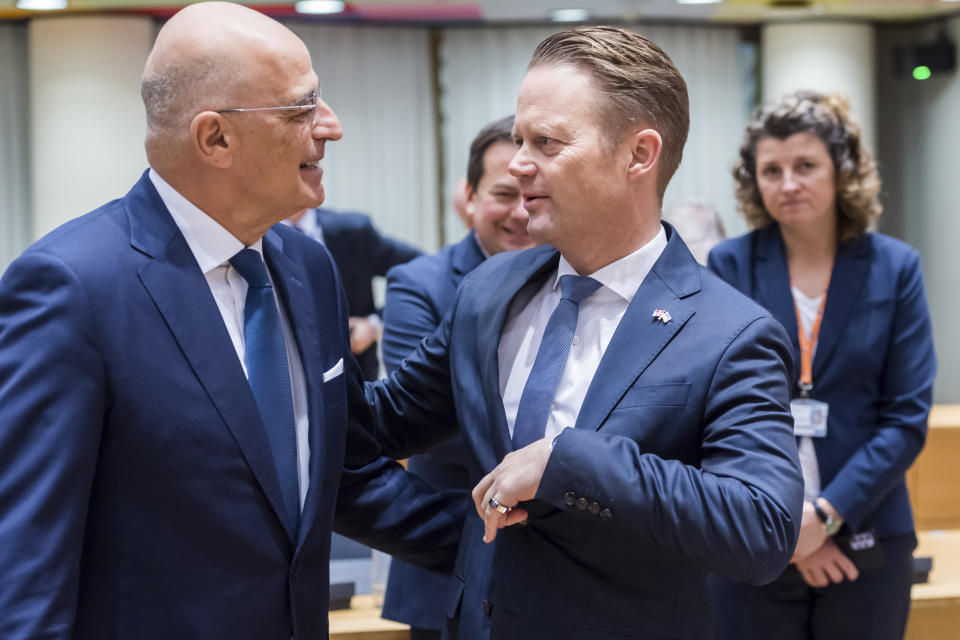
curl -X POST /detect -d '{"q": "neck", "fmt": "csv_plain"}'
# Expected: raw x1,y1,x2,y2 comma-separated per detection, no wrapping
563,211,661,275
779,219,837,267
164,171,286,247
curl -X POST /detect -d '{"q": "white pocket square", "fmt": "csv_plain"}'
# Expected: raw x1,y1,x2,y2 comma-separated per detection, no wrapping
322,357,344,383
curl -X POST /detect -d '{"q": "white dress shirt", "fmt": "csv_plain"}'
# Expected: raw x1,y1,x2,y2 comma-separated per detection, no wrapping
792,286,823,501
499,225,668,442
149,169,310,509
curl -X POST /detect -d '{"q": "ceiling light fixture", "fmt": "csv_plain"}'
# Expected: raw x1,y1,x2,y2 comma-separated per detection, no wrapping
548,8,592,22
295,0,345,15
16,0,67,9
676,0,723,5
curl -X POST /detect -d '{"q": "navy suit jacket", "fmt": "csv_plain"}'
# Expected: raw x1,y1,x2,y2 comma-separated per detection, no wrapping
314,208,421,380
380,232,486,630
708,225,936,537
367,224,805,640
0,172,462,640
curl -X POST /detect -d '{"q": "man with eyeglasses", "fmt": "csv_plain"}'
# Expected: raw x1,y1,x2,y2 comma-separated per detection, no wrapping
0,3,462,639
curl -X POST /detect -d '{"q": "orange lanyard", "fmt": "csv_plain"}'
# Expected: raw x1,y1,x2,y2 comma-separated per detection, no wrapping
791,271,831,398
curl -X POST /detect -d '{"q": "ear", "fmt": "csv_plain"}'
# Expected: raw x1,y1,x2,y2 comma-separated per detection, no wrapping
464,185,477,221
626,128,662,182
190,111,235,169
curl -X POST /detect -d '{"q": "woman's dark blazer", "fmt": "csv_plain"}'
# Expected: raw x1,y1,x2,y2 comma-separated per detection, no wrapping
708,224,936,538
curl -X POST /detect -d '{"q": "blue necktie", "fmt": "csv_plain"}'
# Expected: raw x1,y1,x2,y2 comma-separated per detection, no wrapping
230,249,300,534
512,275,602,449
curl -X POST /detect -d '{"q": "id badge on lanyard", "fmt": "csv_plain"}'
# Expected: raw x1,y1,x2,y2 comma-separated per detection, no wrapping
791,397,829,437
790,273,831,439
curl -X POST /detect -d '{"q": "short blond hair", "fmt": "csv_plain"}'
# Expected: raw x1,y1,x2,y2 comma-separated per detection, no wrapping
529,26,690,201
733,91,882,244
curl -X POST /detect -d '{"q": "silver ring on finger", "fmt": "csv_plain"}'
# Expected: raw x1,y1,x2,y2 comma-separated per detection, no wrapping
488,497,511,515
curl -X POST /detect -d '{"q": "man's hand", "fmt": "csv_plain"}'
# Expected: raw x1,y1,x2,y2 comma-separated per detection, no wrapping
794,538,859,587
348,315,379,355
792,500,829,562
472,438,552,543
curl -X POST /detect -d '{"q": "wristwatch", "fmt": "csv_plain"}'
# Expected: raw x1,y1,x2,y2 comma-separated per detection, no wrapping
812,499,842,536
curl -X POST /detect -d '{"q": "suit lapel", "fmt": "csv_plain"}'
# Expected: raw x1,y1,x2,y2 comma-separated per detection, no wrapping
478,247,559,462
575,228,696,432
128,175,292,540
262,230,331,548
754,226,801,382
450,232,486,281
812,237,869,380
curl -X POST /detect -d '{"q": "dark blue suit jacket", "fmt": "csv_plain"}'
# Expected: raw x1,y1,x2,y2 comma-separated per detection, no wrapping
0,172,462,640
708,225,936,537
380,232,486,630
314,208,421,381
367,224,805,640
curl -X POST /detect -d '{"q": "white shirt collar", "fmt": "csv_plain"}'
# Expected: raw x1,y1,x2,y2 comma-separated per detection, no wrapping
554,224,668,303
148,168,260,272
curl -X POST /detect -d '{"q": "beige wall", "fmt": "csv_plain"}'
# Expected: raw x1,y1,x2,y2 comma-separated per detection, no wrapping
29,16,153,239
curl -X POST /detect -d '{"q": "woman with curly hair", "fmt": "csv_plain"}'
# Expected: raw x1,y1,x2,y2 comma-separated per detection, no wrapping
707,90,936,640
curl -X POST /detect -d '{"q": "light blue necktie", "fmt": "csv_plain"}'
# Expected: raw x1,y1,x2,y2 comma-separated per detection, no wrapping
512,274,602,450
230,248,300,534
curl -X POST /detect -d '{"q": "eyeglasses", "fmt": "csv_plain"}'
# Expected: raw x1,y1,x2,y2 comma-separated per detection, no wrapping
217,90,320,126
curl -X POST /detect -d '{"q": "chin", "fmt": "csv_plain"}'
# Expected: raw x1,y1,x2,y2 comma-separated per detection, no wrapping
526,223,553,247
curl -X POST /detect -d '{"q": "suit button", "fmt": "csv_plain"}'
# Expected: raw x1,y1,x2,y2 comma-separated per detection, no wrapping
575,497,589,511
600,508,613,522
588,501,600,516
290,561,301,577
563,491,578,506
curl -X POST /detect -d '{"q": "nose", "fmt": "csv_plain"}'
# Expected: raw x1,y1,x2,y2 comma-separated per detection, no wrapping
782,169,799,192
313,100,343,142
508,144,535,179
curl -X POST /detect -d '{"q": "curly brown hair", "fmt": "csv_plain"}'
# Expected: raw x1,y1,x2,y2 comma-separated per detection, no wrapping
733,90,882,243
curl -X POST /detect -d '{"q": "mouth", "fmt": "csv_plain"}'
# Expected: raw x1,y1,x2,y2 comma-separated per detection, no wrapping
499,224,530,238
523,194,547,208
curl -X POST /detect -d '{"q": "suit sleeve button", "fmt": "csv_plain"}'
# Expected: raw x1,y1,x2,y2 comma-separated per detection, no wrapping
588,501,600,515
563,491,578,506
575,497,589,511
599,508,613,522
481,598,493,616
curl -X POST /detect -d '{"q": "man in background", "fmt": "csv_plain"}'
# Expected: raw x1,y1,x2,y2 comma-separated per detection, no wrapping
0,4,460,638
661,199,726,265
286,206,421,380
379,114,534,639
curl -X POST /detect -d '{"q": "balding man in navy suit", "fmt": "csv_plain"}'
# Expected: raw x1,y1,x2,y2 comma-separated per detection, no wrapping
0,4,460,638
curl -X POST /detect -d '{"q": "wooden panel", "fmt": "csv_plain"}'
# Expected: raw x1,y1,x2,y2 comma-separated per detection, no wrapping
330,595,409,640
908,530,960,640
908,405,960,531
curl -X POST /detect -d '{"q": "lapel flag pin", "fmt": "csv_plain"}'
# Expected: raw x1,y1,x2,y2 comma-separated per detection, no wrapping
652,309,672,324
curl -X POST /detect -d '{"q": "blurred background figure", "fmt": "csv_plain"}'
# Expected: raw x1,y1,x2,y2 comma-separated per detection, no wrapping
451,176,472,229
286,207,421,381
379,114,535,640
661,200,725,265
708,90,936,640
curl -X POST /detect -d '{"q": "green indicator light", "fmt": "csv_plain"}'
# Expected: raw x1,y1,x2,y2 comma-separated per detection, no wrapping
913,65,932,80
